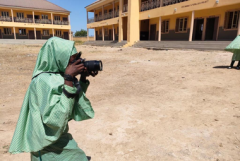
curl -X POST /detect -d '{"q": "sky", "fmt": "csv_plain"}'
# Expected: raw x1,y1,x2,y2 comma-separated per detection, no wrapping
48,0,96,36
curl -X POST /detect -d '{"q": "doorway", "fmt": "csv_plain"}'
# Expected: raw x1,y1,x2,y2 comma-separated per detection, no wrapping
63,32,69,40
123,17,128,41
29,30,34,39
193,19,204,40
109,29,113,40
34,15,40,20
205,17,219,41
140,20,149,40
95,31,98,40
0,29,1,39
36,31,41,39
150,24,157,40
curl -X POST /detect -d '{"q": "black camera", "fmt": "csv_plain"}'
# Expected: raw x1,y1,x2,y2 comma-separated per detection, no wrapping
72,52,103,72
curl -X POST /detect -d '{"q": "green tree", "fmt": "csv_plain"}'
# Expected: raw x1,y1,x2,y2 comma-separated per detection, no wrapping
74,29,87,37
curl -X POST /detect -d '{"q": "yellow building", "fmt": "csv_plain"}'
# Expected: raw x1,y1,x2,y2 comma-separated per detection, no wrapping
0,0,71,40
86,0,240,46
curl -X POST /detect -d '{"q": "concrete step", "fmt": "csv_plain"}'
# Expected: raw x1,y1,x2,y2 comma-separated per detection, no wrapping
133,41,231,51
84,41,127,48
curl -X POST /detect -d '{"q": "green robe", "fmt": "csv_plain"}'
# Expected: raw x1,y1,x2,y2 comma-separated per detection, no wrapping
225,35,240,61
232,52,240,61
9,37,94,161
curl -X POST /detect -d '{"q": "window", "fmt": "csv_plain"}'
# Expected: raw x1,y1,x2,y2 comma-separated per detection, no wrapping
43,30,49,36
42,15,48,20
176,17,188,32
63,17,68,21
19,29,26,35
1,11,9,17
54,16,60,21
162,20,169,33
99,29,102,36
4,28,11,35
55,30,62,36
225,11,240,29
17,13,24,19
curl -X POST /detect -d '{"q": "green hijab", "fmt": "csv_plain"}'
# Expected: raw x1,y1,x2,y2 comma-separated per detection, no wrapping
9,37,94,154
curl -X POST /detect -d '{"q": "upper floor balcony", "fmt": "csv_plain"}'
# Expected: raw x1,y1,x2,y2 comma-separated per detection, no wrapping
141,0,189,12
0,8,70,26
0,16,12,22
0,16,69,25
88,10,119,24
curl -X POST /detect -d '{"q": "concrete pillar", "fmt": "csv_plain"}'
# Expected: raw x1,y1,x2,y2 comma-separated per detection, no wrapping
102,27,105,41
113,1,115,18
202,18,207,41
238,14,240,36
68,15,70,25
118,0,123,42
69,29,71,40
113,25,115,41
102,6,104,20
189,11,195,42
51,13,53,24
11,9,14,22
32,11,35,23
34,28,36,40
86,11,88,23
158,17,161,41
94,10,96,22
52,29,54,37
13,27,16,39
127,0,140,44
160,0,163,7
87,28,89,41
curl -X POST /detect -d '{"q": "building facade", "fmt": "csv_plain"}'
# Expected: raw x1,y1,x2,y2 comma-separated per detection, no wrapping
0,0,71,40
86,0,240,46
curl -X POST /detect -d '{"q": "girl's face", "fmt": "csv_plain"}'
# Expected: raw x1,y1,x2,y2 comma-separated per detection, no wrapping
68,53,78,66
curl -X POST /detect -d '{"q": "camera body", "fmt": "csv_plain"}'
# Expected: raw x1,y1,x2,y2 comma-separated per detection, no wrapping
72,52,103,72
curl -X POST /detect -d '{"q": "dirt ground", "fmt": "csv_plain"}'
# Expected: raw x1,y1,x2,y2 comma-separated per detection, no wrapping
0,44,240,161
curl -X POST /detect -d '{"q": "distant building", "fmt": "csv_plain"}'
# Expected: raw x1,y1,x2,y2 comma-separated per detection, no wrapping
0,0,71,40
86,0,240,45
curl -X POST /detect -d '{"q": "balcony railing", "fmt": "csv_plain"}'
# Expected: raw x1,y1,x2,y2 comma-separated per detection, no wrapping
123,4,128,13
141,0,189,11
141,0,161,11
115,10,119,17
88,10,119,23
53,20,69,25
88,18,95,24
104,12,113,20
35,19,52,24
14,17,33,23
95,16,103,22
163,0,189,7
0,16,12,22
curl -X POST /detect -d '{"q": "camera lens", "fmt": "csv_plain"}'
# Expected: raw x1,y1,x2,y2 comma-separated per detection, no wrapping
84,60,103,71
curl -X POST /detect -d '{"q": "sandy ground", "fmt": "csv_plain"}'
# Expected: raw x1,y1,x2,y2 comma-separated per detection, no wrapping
0,44,240,161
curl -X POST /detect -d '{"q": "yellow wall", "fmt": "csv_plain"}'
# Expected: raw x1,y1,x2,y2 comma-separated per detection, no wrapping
87,0,240,44
73,37,95,41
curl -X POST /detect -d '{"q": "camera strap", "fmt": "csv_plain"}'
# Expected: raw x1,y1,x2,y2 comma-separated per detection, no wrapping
63,77,82,98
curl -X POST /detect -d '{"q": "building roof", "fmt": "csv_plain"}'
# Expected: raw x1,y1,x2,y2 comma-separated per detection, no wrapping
85,0,103,9
0,0,69,12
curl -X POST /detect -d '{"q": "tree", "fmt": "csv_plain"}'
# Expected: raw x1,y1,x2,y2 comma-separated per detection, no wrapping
74,29,87,37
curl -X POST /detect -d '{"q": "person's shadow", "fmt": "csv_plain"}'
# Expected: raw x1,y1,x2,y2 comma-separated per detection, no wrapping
87,156,91,161
213,66,229,69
